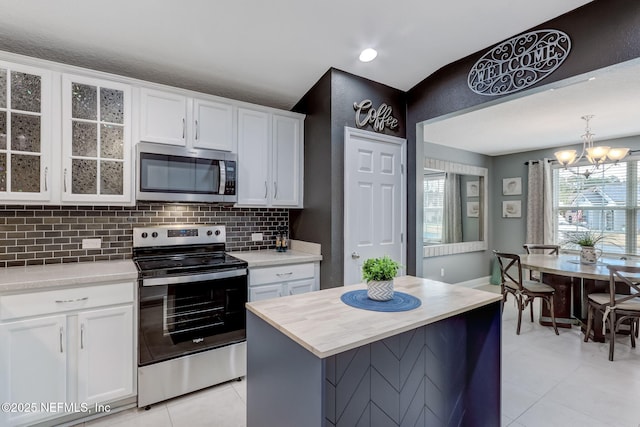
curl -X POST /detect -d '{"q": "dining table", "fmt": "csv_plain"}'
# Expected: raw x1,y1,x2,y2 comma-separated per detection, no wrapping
519,253,640,342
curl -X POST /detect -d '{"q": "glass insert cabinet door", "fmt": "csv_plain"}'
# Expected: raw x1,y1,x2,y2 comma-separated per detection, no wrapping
0,61,51,201
62,74,131,203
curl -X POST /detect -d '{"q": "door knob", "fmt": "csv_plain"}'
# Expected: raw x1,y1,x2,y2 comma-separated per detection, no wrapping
351,252,360,259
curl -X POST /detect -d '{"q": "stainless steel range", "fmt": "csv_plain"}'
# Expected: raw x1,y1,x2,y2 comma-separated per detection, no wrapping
133,225,247,408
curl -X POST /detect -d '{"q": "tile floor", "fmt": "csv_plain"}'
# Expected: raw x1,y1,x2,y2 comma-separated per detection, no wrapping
75,284,640,427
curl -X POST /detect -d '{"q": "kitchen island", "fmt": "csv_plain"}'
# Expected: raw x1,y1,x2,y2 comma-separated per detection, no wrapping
245,276,502,427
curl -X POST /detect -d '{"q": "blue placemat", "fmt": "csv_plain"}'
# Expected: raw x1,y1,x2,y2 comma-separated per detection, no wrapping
340,290,421,312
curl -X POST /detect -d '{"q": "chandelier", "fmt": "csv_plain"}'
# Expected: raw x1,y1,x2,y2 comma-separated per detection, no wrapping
554,115,629,177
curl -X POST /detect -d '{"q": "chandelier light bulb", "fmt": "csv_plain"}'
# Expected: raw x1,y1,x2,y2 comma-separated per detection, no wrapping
554,114,629,173
586,146,610,164
607,147,630,162
554,149,577,166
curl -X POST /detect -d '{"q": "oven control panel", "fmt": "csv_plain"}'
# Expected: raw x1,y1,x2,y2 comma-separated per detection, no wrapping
133,225,226,247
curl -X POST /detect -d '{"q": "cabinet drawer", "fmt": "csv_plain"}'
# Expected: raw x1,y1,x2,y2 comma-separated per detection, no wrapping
0,282,134,321
250,263,314,286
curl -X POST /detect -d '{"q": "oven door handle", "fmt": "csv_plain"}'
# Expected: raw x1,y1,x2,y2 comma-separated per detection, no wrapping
141,268,247,287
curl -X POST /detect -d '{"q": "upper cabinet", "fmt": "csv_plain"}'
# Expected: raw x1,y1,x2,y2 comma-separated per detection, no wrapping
139,88,234,152
237,108,303,207
0,62,52,202
0,52,303,206
61,75,132,204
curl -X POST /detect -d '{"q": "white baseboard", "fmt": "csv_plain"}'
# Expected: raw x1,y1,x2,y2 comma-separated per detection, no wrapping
454,276,491,288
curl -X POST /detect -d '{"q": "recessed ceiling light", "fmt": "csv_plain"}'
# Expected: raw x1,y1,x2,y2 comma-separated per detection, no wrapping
359,48,377,62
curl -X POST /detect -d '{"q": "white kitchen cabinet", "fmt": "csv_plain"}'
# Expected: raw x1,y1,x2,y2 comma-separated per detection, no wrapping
248,262,319,302
0,60,52,203
139,88,234,152
272,114,301,206
249,283,283,301
237,108,303,207
237,108,270,205
139,89,186,146
61,74,133,204
77,305,134,406
0,315,67,426
0,282,135,427
286,278,315,296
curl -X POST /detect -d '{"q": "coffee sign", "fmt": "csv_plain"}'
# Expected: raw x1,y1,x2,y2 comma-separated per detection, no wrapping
353,99,399,132
468,29,571,96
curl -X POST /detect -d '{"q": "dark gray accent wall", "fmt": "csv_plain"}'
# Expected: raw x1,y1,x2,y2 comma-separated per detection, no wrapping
292,68,406,288
407,0,640,280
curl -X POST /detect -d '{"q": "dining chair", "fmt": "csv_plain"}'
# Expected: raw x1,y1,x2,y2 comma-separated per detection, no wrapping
523,244,560,281
584,264,640,361
494,250,559,335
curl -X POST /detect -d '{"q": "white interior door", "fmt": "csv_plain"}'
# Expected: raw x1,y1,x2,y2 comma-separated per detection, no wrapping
344,127,406,286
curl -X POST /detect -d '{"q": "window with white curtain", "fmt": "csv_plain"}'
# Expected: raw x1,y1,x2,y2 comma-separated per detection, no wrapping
423,172,445,244
552,160,638,255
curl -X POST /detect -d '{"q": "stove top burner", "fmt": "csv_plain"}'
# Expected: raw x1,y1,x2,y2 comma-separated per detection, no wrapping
136,253,245,272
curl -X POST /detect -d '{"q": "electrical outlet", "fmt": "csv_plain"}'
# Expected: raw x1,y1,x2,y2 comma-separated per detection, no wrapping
82,238,102,249
440,268,445,277
251,233,263,242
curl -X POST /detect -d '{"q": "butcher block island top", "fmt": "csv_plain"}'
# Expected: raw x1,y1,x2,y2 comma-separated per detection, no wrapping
245,275,501,358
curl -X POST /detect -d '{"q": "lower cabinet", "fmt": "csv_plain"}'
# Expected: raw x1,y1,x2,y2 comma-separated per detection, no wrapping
0,282,135,426
0,315,68,426
248,262,319,302
77,305,134,406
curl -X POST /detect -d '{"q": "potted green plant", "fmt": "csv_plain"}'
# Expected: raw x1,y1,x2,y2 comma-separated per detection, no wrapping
563,230,605,264
361,256,401,301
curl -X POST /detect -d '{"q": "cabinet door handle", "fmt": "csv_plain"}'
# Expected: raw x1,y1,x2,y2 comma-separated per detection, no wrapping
274,182,278,199
195,120,199,140
276,272,293,277
264,181,268,198
80,324,85,349
59,326,64,353
182,118,186,139
55,297,89,303
44,167,48,192
63,168,68,192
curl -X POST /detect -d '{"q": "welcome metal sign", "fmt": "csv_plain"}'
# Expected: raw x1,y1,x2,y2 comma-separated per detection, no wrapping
468,29,571,96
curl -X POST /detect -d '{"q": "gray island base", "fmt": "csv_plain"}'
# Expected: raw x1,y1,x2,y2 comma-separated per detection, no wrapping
246,276,502,427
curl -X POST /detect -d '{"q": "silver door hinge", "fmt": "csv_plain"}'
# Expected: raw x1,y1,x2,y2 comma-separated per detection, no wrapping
401,164,404,174
401,233,404,243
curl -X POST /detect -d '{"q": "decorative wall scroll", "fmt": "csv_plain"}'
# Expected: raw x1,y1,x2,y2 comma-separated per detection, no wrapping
353,99,399,132
468,29,571,96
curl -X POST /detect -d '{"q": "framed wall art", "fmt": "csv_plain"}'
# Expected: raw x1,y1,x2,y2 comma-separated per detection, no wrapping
502,200,521,218
466,181,479,197
467,201,479,218
502,177,522,196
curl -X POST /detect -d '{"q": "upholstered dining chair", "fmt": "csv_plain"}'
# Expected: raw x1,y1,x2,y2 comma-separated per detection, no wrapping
494,250,559,335
523,244,560,281
584,264,640,361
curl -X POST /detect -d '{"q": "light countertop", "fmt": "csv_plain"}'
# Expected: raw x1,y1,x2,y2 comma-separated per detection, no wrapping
230,240,322,267
0,260,138,293
246,275,501,358
230,249,321,267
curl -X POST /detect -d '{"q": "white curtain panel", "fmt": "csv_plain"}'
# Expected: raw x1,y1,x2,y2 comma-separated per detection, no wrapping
443,172,462,244
526,160,554,244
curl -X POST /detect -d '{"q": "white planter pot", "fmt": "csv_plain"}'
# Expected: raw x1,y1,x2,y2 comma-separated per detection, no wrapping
367,280,394,301
580,246,601,264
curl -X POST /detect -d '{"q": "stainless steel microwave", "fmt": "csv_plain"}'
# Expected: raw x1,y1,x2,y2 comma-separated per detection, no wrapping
136,142,237,203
